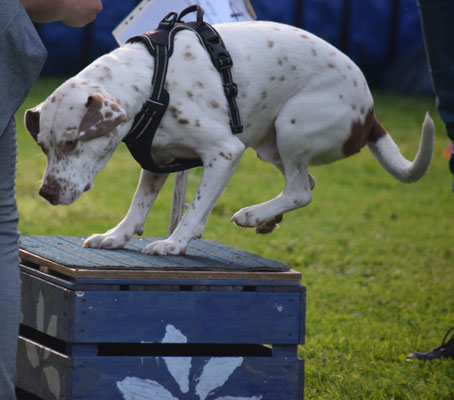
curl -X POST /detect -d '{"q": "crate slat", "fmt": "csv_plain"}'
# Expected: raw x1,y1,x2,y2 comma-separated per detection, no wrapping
17,337,70,399
20,271,305,345
73,290,304,344
20,272,73,342
17,338,304,400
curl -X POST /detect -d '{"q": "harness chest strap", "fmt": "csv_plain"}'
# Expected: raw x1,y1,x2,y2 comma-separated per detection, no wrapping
123,5,243,174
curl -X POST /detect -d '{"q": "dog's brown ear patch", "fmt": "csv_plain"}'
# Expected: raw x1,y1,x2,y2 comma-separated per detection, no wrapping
24,105,42,141
79,93,127,140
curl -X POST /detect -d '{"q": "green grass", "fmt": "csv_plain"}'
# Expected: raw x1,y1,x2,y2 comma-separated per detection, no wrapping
16,77,454,399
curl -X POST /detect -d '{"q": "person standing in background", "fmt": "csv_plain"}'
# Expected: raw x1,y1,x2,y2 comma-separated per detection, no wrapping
0,1,102,398
405,0,454,361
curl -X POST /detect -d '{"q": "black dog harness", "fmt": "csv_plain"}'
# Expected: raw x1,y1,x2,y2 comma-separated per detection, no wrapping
123,5,243,173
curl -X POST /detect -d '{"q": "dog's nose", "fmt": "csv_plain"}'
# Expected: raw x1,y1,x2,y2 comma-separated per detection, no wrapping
39,178,60,205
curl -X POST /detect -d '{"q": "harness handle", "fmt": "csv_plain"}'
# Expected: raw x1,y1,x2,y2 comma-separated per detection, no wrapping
159,11,178,29
177,5,204,28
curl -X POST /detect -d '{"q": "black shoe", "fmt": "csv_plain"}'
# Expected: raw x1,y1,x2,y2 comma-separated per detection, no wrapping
407,327,454,361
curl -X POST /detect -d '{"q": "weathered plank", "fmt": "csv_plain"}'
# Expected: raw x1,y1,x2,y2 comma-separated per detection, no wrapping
73,290,303,344
20,271,306,344
19,236,300,281
74,352,303,400
19,263,302,289
20,236,187,269
20,259,301,281
19,236,289,270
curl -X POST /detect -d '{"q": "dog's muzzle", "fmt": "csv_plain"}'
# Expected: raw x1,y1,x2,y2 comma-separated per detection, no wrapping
39,178,60,205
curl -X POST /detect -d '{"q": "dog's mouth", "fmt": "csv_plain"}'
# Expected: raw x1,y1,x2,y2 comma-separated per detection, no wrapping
40,190,77,206
39,180,91,206
45,197,59,206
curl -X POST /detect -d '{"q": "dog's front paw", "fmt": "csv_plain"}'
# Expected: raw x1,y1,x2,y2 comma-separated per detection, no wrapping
83,232,130,249
142,239,187,256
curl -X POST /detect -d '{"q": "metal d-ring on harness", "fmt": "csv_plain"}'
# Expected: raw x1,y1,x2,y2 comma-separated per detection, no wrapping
123,5,243,173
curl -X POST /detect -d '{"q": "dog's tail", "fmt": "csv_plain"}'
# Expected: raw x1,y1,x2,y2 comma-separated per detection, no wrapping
367,113,434,183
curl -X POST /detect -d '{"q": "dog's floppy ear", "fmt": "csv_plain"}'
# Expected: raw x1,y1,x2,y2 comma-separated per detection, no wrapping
79,93,127,140
24,104,43,141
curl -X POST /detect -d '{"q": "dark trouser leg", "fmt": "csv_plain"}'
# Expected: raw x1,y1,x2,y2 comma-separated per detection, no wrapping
418,0,454,190
0,119,20,399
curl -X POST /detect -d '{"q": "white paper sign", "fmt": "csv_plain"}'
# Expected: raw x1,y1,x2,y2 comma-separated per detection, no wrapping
113,0,256,45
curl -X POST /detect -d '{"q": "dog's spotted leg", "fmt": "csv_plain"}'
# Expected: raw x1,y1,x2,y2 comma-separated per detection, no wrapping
253,173,314,234
232,160,313,229
143,139,246,255
252,137,316,233
83,169,168,249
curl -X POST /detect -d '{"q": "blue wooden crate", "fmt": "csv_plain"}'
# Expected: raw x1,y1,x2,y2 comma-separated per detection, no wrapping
17,236,305,400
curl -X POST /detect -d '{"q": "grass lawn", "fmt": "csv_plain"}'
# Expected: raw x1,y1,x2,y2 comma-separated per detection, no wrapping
15,77,454,399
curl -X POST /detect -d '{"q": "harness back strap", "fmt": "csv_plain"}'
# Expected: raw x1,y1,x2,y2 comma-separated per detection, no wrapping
123,5,243,173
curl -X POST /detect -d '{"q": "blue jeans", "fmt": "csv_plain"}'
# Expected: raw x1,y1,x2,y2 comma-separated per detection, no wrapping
1,1,46,396
418,0,454,182
0,119,20,400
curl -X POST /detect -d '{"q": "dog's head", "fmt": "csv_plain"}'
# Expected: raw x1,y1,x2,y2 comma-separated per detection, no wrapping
25,81,127,205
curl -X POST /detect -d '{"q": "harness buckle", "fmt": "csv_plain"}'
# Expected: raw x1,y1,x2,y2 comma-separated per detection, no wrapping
217,55,233,69
204,34,233,70
223,82,238,97
231,125,243,134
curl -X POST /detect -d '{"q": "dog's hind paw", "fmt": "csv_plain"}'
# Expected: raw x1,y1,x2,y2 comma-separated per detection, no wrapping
255,214,284,234
83,233,129,249
142,239,187,256
230,208,258,228
231,206,278,229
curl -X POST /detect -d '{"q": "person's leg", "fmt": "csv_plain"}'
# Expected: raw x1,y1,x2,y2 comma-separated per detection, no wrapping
418,0,454,141
0,119,21,399
408,3,454,361
418,0,454,188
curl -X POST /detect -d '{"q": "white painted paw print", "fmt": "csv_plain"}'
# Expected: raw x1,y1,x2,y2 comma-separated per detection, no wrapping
117,325,263,400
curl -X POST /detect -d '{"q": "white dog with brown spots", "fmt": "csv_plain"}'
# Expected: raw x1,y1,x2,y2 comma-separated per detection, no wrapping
25,21,434,255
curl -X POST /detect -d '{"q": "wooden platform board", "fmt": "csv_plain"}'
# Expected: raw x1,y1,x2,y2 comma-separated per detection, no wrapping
19,236,301,281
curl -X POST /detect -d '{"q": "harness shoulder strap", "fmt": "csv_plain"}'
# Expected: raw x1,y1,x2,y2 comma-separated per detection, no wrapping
187,22,243,134
178,5,242,133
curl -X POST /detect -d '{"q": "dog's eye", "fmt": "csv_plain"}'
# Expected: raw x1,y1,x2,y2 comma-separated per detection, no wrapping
64,140,78,152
